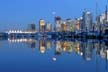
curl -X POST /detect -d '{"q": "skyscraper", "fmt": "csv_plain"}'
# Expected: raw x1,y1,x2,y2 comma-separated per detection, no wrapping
39,19,45,32
55,16,62,32
95,16,101,31
75,17,82,33
27,23,36,32
98,12,108,32
46,22,52,32
61,22,67,32
66,19,75,32
82,11,93,32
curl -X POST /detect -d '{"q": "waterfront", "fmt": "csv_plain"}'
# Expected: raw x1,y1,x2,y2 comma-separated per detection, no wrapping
0,0,108,72
0,38,108,72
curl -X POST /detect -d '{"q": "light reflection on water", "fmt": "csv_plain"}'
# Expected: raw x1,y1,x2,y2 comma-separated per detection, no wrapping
0,38,108,72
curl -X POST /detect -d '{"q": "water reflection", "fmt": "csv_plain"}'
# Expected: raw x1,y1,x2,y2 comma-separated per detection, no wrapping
0,38,107,72
7,38,108,62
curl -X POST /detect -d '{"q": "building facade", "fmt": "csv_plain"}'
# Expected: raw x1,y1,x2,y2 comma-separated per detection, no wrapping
39,19,45,32
66,19,75,32
55,16,62,32
46,22,52,32
82,11,93,32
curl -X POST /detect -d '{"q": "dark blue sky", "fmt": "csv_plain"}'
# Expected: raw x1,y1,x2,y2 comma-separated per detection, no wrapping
0,0,107,30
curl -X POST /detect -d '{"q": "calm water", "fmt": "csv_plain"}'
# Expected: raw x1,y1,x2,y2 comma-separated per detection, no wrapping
0,38,108,72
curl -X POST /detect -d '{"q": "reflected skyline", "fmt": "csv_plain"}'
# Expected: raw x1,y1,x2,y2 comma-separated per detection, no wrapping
5,38,108,62
0,38,108,72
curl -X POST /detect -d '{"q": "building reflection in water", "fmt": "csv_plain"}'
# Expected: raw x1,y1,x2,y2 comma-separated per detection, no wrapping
55,41,62,55
39,39,46,54
8,38,36,51
7,38,108,62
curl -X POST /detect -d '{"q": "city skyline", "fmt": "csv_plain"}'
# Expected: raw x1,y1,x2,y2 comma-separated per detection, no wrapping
0,1,108,72
6,10,107,33
0,0,107,31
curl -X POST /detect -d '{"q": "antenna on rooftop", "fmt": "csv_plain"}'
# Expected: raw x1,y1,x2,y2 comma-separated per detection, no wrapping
105,4,108,23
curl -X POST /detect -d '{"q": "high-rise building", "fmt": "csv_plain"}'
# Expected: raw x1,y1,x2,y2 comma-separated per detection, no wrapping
96,13,108,32
66,19,75,32
75,17,82,33
27,23,36,32
46,22,52,32
82,11,93,32
95,15,105,32
78,17,83,31
95,16,100,31
55,16,62,32
39,19,45,32
61,22,67,32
